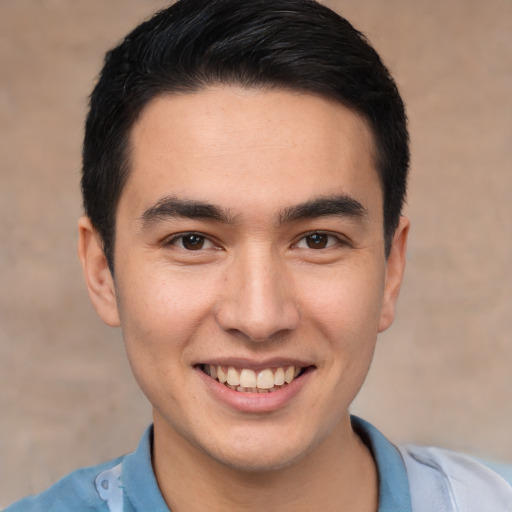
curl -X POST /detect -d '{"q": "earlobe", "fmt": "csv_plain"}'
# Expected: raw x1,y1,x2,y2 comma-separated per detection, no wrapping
378,216,410,333
77,216,121,327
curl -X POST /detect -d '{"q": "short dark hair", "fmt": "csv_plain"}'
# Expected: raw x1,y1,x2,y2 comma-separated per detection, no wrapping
82,0,409,270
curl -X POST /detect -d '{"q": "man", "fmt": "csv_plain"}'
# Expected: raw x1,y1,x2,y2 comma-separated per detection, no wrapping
5,1,511,511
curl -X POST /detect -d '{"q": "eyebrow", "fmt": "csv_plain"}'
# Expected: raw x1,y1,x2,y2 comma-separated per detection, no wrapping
140,196,237,227
139,194,368,228
277,195,368,224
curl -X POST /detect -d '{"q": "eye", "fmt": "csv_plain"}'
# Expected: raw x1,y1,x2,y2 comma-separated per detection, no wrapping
167,233,216,251
295,232,342,249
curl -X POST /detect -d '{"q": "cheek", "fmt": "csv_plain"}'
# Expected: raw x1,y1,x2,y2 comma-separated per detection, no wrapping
119,263,213,324
299,260,386,337
115,267,217,371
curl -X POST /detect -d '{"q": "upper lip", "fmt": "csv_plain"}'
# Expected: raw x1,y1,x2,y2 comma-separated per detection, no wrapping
197,357,314,371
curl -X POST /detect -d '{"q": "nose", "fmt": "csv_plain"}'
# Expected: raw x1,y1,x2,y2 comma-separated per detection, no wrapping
215,248,300,342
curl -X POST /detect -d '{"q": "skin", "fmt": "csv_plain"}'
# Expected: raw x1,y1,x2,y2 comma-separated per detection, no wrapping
78,86,409,512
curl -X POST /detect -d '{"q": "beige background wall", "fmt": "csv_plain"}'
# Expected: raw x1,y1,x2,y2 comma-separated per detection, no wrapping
1,0,510,507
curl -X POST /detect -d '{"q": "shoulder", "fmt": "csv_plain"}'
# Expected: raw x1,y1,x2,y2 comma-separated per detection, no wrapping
3,425,157,512
3,456,125,512
399,445,512,512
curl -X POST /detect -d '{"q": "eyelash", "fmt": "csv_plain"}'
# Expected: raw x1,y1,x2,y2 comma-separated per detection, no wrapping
165,232,218,251
293,231,348,250
164,231,348,251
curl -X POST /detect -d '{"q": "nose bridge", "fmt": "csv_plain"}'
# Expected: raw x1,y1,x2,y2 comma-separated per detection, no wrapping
216,243,300,341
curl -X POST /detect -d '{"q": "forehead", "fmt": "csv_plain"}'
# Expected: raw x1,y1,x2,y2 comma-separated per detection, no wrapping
121,86,381,221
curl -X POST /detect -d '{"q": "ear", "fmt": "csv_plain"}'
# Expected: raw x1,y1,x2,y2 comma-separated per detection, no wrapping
78,216,120,327
378,216,410,333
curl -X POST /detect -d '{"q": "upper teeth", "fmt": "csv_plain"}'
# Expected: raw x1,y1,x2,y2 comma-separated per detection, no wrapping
206,365,302,391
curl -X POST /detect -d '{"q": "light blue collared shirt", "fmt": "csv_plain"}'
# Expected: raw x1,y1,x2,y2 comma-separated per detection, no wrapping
7,417,509,512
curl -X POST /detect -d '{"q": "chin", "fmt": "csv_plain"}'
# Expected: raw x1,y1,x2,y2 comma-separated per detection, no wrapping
200,427,324,474
209,445,307,474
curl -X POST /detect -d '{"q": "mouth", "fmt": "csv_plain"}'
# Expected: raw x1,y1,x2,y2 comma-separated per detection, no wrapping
200,364,309,394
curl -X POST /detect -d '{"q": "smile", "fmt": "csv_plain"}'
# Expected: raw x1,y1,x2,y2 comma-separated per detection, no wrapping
201,364,305,393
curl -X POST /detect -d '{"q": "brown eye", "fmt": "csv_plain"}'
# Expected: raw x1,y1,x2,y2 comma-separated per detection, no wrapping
167,232,217,251
305,233,329,249
181,234,206,250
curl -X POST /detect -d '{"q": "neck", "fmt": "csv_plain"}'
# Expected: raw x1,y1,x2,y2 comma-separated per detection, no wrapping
152,414,378,512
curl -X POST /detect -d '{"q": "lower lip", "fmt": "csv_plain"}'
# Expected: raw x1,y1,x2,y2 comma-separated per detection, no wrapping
195,367,313,413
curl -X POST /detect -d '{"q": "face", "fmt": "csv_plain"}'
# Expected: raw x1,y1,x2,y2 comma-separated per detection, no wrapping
80,86,408,473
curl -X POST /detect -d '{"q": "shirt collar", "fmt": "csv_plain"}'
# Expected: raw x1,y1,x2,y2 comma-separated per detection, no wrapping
352,416,413,512
122,426,170,512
